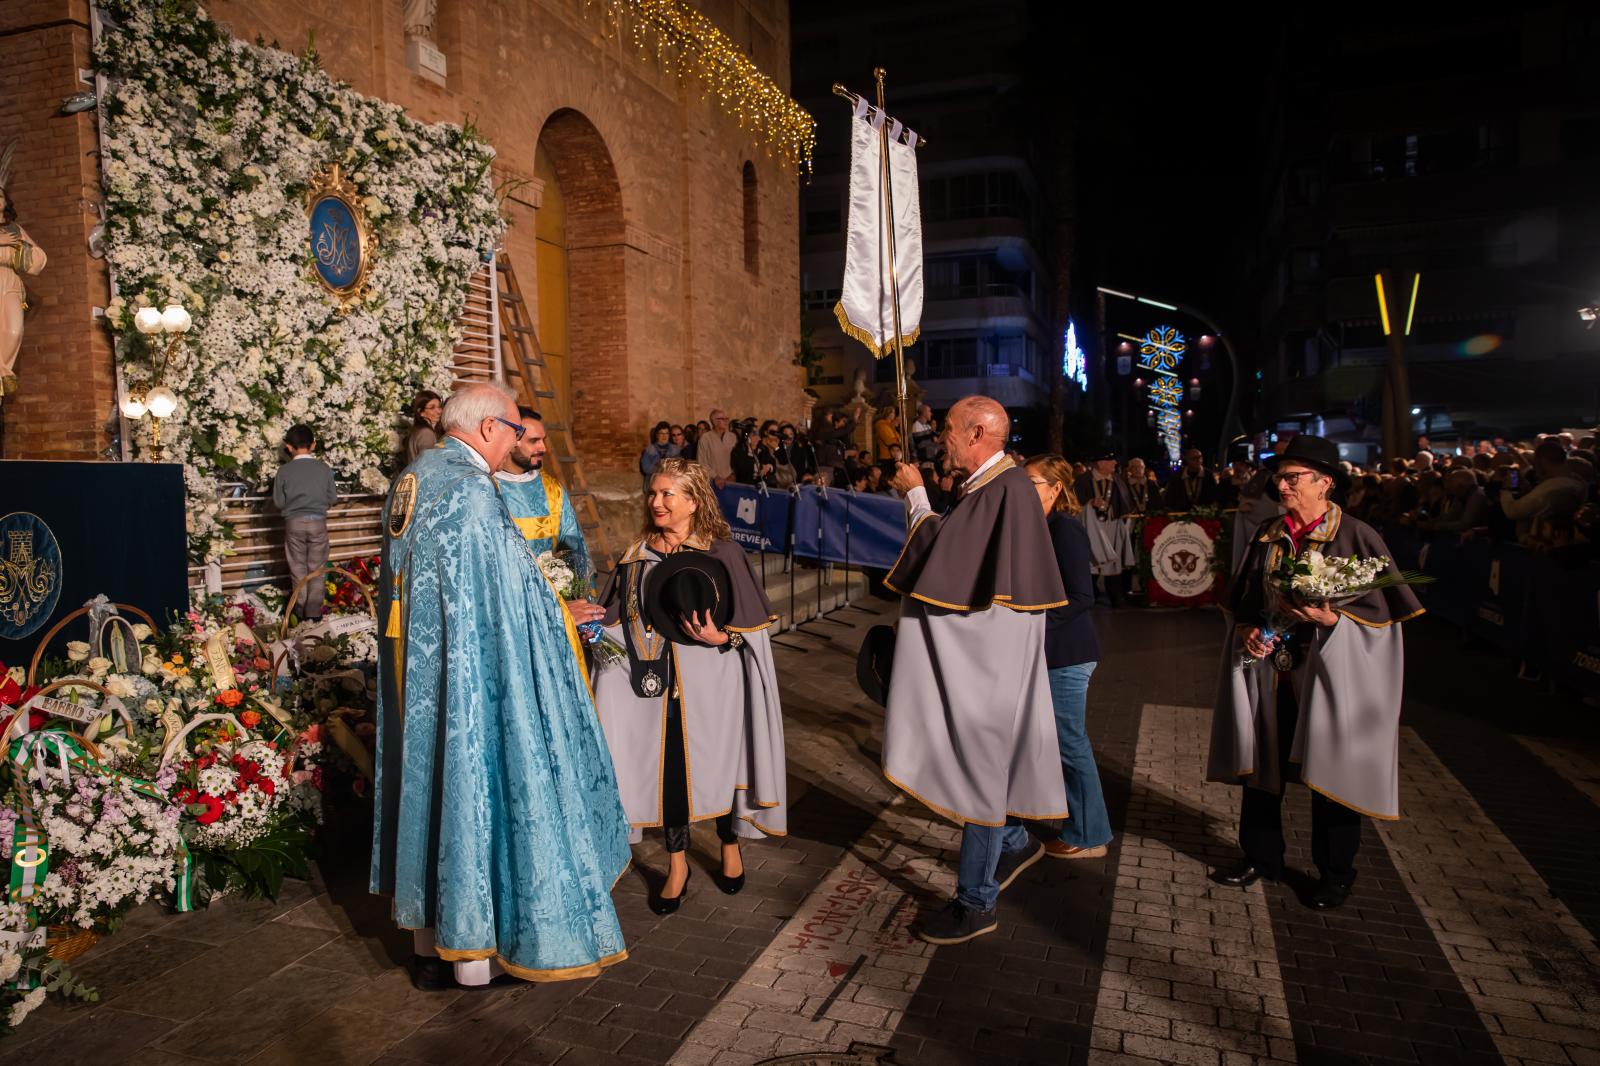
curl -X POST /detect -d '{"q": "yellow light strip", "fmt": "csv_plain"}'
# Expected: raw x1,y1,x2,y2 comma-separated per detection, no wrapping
1405,273,1420,336
1116,333,1143,343
1374,273,1392,337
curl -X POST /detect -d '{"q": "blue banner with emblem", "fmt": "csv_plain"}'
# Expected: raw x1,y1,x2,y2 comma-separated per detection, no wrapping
0,462,187,663
713,483,794,554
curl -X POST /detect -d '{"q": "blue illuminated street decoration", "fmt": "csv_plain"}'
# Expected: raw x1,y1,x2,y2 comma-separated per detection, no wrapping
1139,325,1186,374
1150,377,1183,408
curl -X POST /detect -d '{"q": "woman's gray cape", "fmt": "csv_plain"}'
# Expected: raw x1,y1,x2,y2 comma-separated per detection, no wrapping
591,536,787,842
1207,505,1424,819
881,459,1071,826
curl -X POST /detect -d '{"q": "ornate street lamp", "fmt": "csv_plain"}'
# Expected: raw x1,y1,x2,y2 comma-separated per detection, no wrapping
121,302,191,460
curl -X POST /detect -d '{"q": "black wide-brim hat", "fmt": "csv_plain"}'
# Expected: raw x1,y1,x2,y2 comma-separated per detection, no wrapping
1264,434,1350,499
643,550,736,642
855,625,896,707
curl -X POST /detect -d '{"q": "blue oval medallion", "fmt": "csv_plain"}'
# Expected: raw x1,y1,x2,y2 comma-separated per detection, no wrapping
309,195,364,291
0,511,63,640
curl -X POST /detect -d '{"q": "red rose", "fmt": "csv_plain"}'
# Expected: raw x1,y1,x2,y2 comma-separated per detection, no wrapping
0,675,20,706
257,778,275,797
176,787,198,804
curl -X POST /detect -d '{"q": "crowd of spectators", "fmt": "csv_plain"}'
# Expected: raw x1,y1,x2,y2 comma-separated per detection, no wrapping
1347,431,1598,554
640,405,1600,558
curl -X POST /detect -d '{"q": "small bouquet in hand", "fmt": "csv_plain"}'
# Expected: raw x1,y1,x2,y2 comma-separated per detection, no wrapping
1241,551,1434,667
535,551,626,667
1280,550,1433,607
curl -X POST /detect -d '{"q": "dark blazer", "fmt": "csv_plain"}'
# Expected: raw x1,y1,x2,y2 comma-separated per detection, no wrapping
1045,512,1102,668
1162,472,1220,512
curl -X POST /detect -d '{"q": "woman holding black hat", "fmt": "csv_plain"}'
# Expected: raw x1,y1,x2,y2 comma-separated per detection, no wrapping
590,457,787,915
1206,434,1424,910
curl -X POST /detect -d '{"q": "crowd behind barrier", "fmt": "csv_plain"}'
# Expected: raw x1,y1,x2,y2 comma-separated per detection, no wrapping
1382,526,1600,698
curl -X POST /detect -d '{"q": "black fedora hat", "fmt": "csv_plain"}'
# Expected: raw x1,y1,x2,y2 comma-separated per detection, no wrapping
855,625,896,707
1264,434,1349,498
643,550,735,642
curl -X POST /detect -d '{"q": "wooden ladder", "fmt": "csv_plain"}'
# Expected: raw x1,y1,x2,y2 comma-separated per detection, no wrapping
493,253,615,573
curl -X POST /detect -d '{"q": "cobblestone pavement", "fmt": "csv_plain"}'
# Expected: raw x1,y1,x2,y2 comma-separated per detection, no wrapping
9,600,1600,1066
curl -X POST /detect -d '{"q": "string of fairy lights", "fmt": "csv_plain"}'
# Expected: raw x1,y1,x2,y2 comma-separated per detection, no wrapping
587,0,818,174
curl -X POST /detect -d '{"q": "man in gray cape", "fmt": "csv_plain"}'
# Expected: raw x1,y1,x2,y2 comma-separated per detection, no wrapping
886,396,1070,944
1207,435,1424,909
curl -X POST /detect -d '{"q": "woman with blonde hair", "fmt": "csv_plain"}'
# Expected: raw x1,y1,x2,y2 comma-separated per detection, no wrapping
1026,454,1112,859
589,458,787,914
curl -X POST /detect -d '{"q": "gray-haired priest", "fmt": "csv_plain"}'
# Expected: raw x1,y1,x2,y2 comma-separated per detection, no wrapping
885,395,1069,945
1207,434,1424,910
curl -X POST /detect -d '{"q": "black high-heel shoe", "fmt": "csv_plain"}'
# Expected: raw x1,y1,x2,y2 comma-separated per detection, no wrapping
714,846,746,896
651,865,692,915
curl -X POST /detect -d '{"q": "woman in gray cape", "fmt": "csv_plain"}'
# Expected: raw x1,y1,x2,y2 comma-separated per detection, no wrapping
1207,435,1423,910
591,457,787,915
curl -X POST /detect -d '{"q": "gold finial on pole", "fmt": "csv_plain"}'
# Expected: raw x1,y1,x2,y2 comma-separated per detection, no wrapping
872,69,913,448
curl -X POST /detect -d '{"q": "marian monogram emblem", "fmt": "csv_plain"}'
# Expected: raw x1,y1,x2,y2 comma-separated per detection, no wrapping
306,162,376,311
0,512,63,640
641,671,663,697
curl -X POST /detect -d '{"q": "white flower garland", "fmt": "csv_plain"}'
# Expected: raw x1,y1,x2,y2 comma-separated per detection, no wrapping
95,0,504,562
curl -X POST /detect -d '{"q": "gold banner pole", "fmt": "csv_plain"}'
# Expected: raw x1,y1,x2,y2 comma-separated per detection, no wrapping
872,68,912,447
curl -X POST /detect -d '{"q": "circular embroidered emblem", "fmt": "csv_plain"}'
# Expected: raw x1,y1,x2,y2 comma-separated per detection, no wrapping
642,671,663,697
0,511,64,640
388,473,418,539
1151,520,1215,600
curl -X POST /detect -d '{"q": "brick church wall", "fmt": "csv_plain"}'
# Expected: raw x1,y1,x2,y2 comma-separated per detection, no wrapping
0,0,805,503
0,1,116,460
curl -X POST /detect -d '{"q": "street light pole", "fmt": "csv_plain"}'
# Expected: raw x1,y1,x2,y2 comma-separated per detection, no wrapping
1095,286,1243,468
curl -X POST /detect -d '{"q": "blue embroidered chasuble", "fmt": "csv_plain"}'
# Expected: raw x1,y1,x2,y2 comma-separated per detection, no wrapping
371,437,630,980
495,470,593,586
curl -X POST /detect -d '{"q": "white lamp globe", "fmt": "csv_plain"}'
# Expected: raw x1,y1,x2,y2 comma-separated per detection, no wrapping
133,306,163,334
119,394,147,419
160,304,192,333
145,386,179,419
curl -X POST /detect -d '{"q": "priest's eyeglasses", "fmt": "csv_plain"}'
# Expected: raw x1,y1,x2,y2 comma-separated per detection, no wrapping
491,416,527,441
1274,470,1323,487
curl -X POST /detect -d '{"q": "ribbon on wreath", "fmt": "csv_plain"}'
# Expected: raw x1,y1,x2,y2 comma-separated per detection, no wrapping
2,729,196,976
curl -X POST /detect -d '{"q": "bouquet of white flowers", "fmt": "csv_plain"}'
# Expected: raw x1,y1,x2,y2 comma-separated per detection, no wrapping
1241,551,1433,667
1278,550,1432,607
534,551,626,667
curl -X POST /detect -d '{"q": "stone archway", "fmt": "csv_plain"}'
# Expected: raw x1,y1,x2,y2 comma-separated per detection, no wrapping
533,109,627,475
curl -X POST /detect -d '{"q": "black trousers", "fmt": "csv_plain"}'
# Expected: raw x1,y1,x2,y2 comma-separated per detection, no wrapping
1238,679,1363,886
661,697,737,854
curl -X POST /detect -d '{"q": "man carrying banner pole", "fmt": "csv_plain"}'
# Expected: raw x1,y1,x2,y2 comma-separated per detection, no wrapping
884,396,1069,943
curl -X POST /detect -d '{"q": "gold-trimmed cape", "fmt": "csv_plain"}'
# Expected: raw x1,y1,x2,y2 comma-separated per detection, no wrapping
881,456,1070,826
590,536,788,842
1207,504,1423,819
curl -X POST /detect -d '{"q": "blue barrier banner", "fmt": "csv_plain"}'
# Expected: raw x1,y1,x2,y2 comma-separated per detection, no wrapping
790,487,907,570
714,483,793,553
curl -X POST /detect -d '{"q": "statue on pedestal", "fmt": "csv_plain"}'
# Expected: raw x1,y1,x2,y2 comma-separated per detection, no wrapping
402,0,448,86
403,0,437,40
0,144,48,400
845,367,875,452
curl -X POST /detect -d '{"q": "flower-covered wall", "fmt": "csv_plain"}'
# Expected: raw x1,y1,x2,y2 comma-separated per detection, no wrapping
94,0,504,562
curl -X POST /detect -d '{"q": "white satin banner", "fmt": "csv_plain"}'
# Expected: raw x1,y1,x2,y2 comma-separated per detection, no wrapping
835,99,922,358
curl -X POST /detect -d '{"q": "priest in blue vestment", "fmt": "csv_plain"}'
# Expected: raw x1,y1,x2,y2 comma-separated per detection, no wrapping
494,405,593,584
371,382,630,989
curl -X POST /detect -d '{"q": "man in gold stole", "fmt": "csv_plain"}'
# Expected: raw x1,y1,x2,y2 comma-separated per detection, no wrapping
494,406,593,584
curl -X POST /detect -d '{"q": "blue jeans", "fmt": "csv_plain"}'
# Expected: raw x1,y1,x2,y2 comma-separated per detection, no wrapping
1049,663,1113,850
956,820,1030,912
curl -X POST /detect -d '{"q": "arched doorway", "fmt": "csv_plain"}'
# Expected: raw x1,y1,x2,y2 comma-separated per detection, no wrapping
533,109,626,473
